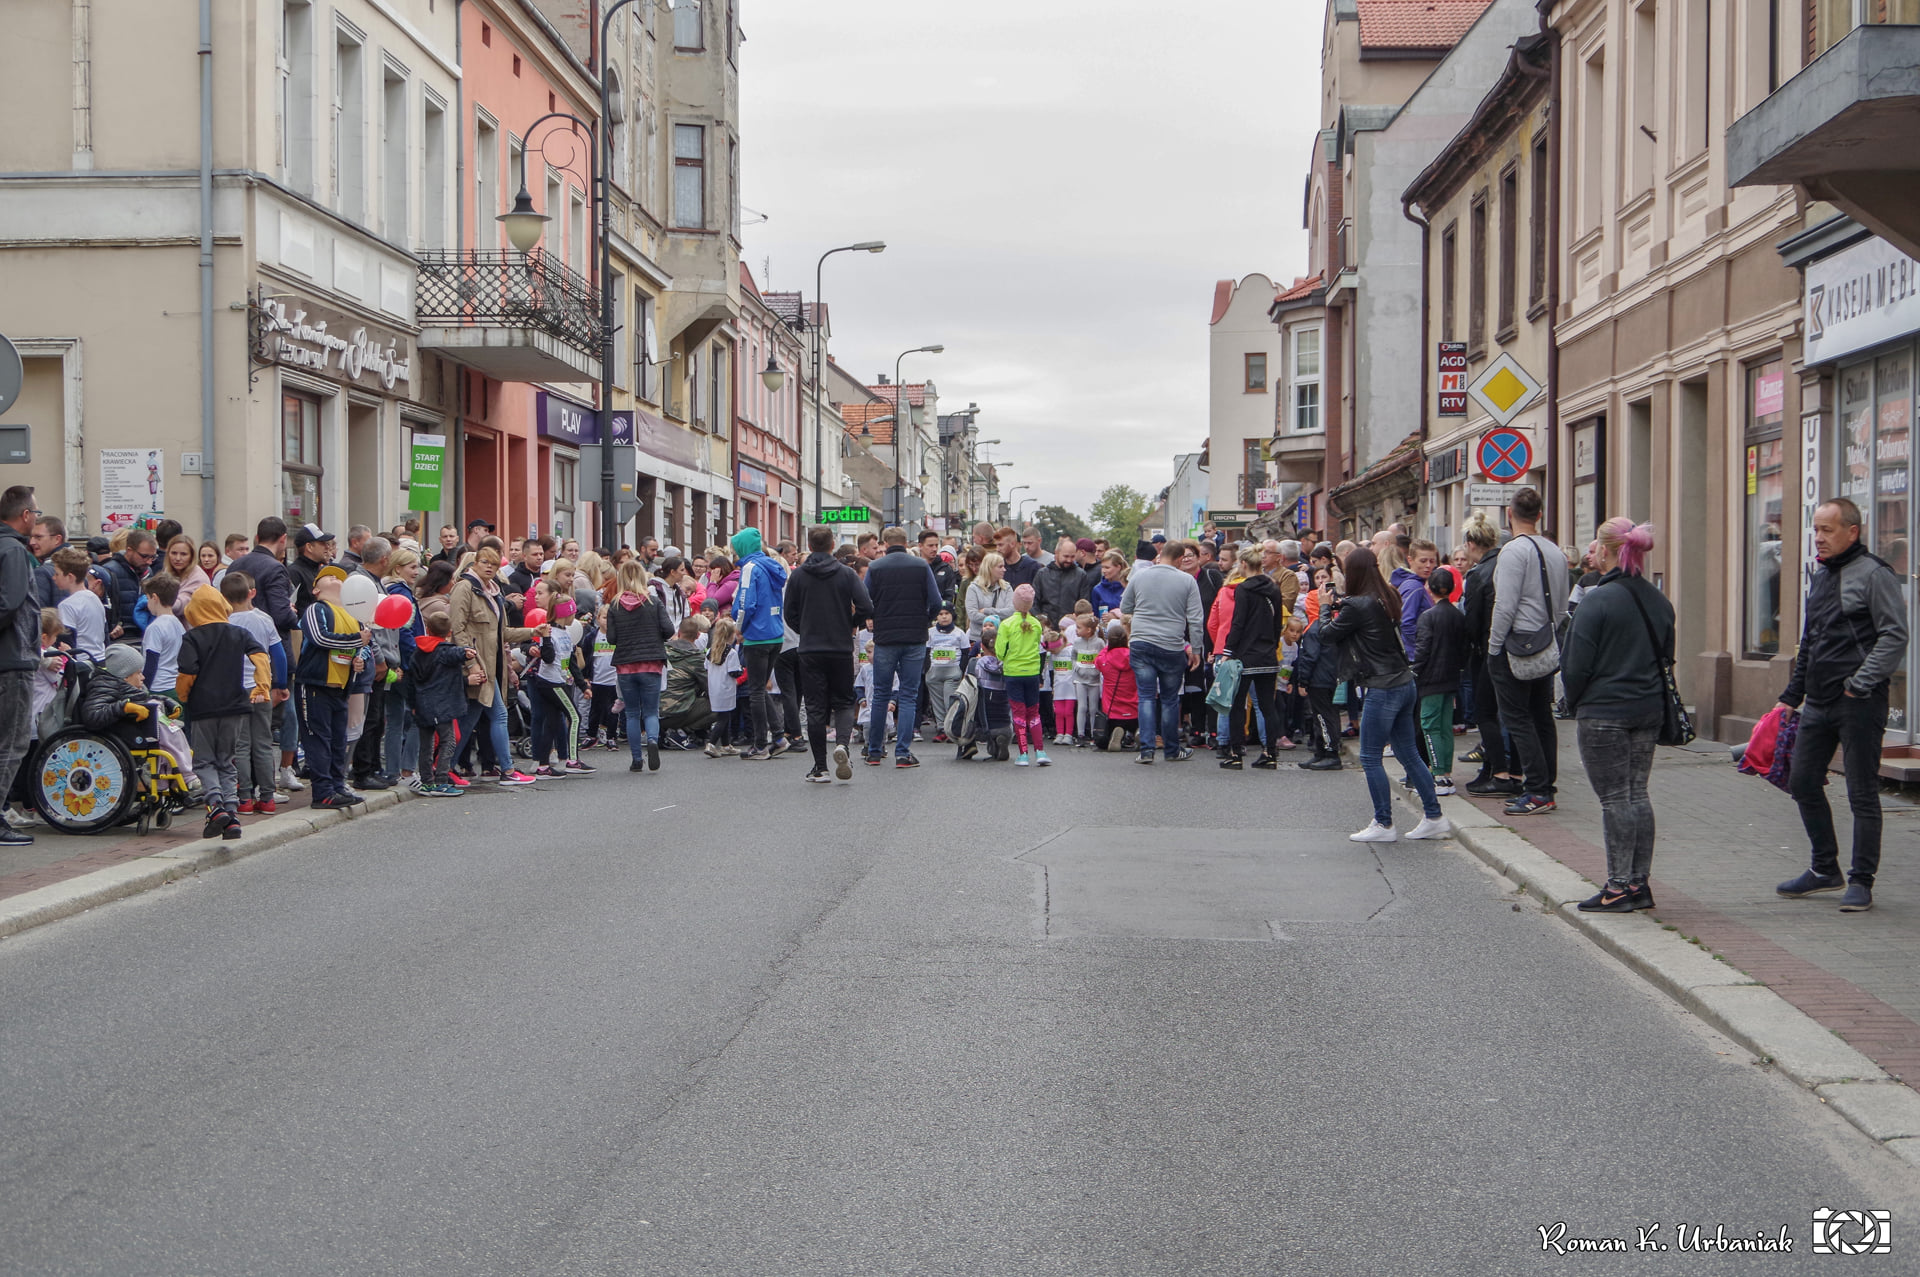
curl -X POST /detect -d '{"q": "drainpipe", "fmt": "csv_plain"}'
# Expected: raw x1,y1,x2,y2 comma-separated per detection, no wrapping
452,0,465,529
198,0,215,540
1403,194,1431,529
1519,13,1561,525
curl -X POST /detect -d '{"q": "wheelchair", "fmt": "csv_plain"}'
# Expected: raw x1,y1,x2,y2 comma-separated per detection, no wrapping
20,656,201,836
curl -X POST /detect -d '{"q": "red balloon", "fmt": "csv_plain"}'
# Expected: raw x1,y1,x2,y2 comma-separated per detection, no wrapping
372,595,415,629
523,607,548,629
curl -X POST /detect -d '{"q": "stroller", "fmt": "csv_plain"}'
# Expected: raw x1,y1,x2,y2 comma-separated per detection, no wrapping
945,668,1010,762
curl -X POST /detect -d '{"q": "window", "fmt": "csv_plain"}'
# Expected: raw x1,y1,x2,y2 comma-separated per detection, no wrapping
569,190,586,277
333,27,366,221
729,137,740,239
1580,50,1604,232
381,64,408,244
636,290,657,401
1440,221,1457,342
710,343,729,438
1630,1,1655,194
279,1,315,193
687,345,702,424
281,392,323,526
673,0,703,50
475,116,498,249
1497,165,1517,339
728,0,738,64
1742,359,1786,656
545,166,562,253
1468,191,1488,354
672,124,704,227
611,271,627,388
1681,0,1710,160
1292,328,1322,434
1244,352,1268,393
552,454,577,540
421,94,446,250
1529,137,1547,310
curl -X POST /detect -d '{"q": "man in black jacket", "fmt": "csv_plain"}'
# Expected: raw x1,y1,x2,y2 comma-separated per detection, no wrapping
1459,533,1513,795
784,526,875,783
1777,498,1909,912
228,517,303,792
0,486,41,844
288,523,335,615
100,529,157,644
862,527,943,767
918,529,960,607
1034,538,1091,626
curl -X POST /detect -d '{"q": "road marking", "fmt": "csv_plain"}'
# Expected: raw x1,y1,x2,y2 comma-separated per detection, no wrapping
652,805,676,812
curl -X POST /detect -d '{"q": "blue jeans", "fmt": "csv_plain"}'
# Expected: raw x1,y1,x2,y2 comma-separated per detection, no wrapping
618,671,662,762
383,685,417,776
867,643,925,757
1358,680,1441,826
464,689,512,775
1129,641,1187,759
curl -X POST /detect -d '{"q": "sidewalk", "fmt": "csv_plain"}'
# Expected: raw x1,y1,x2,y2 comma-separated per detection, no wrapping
1451,726,1920,1086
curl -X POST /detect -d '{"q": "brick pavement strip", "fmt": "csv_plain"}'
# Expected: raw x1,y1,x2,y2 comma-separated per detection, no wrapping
1404,731,1920,1168
0,788,417,942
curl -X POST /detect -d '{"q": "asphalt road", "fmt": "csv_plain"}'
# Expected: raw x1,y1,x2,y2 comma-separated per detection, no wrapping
3,747,1917,1275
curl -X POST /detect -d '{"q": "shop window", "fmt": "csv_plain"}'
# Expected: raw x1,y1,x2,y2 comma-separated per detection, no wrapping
1742,360,1786,656
1875,349,1912,731
553,453,577,540
281,391,323,526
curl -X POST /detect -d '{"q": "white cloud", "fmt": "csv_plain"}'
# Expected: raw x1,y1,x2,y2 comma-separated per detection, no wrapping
740,0,1321,517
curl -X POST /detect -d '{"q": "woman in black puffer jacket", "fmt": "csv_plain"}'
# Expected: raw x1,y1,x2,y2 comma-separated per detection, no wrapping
604,559,674,772
1221,547,1284,770
1321,548,1449,843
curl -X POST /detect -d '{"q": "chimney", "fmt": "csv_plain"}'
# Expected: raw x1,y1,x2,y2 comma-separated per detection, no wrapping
877,374,891,385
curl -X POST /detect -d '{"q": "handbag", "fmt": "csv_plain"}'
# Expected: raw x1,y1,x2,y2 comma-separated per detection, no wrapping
1503,536,1561,680
1206,657,1243,712
1621,582,1696,747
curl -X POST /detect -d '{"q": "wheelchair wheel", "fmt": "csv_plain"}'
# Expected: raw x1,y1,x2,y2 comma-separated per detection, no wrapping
30,727,138,834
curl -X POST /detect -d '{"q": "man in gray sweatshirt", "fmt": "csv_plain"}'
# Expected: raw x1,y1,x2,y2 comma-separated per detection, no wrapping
1119,541,1205,763
1486,486,1569,815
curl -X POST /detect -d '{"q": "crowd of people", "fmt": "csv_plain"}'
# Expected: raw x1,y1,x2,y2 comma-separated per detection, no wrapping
0,485,1901,917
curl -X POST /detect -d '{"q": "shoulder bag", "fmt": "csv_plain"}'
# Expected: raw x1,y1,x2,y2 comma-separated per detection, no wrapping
1621,581,1695,747
1504,537,1561,680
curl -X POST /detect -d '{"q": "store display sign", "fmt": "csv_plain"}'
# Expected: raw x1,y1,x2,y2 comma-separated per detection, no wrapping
819,505,872,524
737,463,769,495
100,448,164,531
256,293,411,391
537,392,594,445
1805,235,1920,365
408,433,447,512
1436,342,1468,416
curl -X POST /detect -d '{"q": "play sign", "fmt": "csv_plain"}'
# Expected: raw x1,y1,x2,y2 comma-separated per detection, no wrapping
1476,427,1533,483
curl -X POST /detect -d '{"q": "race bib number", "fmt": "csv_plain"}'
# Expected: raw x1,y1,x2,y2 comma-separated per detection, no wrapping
931,647,959,664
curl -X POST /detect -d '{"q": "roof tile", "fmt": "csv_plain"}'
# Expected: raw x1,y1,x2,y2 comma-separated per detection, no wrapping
1355,0,1491,49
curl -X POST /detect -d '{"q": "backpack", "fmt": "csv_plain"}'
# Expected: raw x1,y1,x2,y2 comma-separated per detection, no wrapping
943,668,981,744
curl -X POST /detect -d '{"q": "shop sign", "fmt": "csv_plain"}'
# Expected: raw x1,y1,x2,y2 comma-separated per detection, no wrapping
1805,235,1920,365
1801,411,1821,605
537,392,595,445
1254,487,1278,510
737,462,768,495
100,448,164,531
408,434,447,512
819,505,873,524
631,408,702,470
257,295,411,391
1436,342,1468,416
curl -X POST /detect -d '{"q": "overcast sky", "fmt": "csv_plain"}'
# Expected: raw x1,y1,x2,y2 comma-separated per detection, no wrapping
739,1,1321,522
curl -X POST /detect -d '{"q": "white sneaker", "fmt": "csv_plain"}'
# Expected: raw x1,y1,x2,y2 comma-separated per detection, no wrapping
1432,776,1456,796
278,766,305,792
1407,816,1453,840
1349,821,1398,843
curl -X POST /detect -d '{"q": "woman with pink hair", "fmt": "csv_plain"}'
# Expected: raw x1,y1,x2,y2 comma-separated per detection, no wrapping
1560,516,1671,913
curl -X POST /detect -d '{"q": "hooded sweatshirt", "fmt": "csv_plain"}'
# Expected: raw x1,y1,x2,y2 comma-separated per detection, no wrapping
606,589,672,667
730,527,791,646
782,551,873,654
1392,566,1433,659
176,587,270,718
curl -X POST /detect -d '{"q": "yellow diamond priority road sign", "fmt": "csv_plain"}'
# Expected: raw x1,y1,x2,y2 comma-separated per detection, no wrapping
1467,352,1543,427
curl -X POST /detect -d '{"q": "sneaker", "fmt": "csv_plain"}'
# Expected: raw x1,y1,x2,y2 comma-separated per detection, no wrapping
1075,737,1091,749
222,814,243,840
256,800,277,815
277,766,305,792
1035,751,1051,767
1251,755,1277,770
1461,746,1486,764
1135,753,1154,765
358,775,394,791
425,783,462,797
1840,882,1875,912
1503,794,1556,816
312,793,359,810
1629,879,1656,910
1349,821,1398,843
739,747,770,762
1108,726,1124,751
1220,756,1243,770
1298,756,1342,771
805,767,831,783
630,760,647,772
895,754,920,769
1576,882,1638,912
1275,736,1296,751
533,765,560,779
864,752,884,767
236,799,255,815
647,739,661,771
833,744,852,781
768,737,789,758
496,770,537,787
720,745,740,757
1777,869,1846,897
447,774,470,789
0,824,31,846
1015,751,1031,767
563,760,597,775
407,776,427,794
705,742,722,758
1465,776,1522,796
1167,748,1194,762
202,811,231,839
1432,775,1456,796
1406,816,1452,840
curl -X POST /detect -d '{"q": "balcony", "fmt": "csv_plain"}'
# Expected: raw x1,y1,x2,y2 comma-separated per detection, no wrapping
1728,24,1920,259
415,250,602,383
1268,429,1327,485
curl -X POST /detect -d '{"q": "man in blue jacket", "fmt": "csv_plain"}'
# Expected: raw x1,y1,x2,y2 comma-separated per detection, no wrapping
862,526,943,767
730,526,790,761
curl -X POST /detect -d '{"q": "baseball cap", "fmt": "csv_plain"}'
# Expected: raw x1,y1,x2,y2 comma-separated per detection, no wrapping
86,536,111,555
1150,533,1167,544
292,523,335,548
466,517,494,532
315,565,350,583
1075,538,1096,553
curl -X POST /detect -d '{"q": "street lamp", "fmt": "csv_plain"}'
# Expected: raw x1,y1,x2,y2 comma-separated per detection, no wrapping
761,352,785,393
892,344,942,531
811,242,887,522
1019,497,1038,524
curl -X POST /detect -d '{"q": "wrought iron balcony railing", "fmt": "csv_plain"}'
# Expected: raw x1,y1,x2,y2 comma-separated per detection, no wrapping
415,249,602,353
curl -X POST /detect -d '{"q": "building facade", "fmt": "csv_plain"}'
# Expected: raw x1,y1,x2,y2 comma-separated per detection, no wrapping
1207,273,1285,531
735,265,803,544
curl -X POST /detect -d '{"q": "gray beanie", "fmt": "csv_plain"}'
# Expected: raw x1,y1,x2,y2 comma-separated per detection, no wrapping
100,644,143,680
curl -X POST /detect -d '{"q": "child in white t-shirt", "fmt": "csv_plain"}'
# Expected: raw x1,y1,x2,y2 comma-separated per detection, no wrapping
923,606,971,741
1048,628,1078,744
50,548,105,661
139,576,186,697
705,616,743,755
1068,612,1103,747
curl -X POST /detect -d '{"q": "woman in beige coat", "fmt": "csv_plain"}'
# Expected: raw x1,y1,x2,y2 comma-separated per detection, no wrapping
448,545,545,785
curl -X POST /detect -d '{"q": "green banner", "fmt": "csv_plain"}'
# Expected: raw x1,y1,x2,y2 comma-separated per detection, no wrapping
818,505,873,525
407,433,446,513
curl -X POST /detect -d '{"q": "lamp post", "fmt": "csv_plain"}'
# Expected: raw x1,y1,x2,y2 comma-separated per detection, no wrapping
761,352,787,536
1005,484,1029,529
811,242,886,523
892,344,942,531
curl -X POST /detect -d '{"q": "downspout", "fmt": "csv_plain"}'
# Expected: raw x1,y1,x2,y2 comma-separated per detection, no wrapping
198,0,216,540
1403,195,1431,505
452,0,466,528
1521,10,1561,523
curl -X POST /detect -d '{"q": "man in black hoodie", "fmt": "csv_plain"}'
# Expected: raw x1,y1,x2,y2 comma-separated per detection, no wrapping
784,525,875,783
0,486,40,844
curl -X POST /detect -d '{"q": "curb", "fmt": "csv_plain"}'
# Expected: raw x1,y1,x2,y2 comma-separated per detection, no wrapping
0,786,415,943
1403,789,1920,1170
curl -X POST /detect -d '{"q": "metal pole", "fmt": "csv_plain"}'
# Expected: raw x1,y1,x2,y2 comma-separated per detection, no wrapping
599,1,643,553
198,0,214,541
893,349,906,531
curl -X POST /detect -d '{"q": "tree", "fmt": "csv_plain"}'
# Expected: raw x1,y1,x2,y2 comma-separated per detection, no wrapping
1033,504,1093,546
1087,484,1153,546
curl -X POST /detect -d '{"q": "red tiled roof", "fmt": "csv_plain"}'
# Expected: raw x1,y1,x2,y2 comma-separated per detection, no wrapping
867,382,931,408
1275,273,1325,303
738,262,764,302
1356,0,1491,49
1210,279,1235,325
841,402,897,445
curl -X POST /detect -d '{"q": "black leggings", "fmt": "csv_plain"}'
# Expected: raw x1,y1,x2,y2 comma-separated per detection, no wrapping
1306,685,1340,759
588,683,619,739
1228,671,1278,755
530,678,579,765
